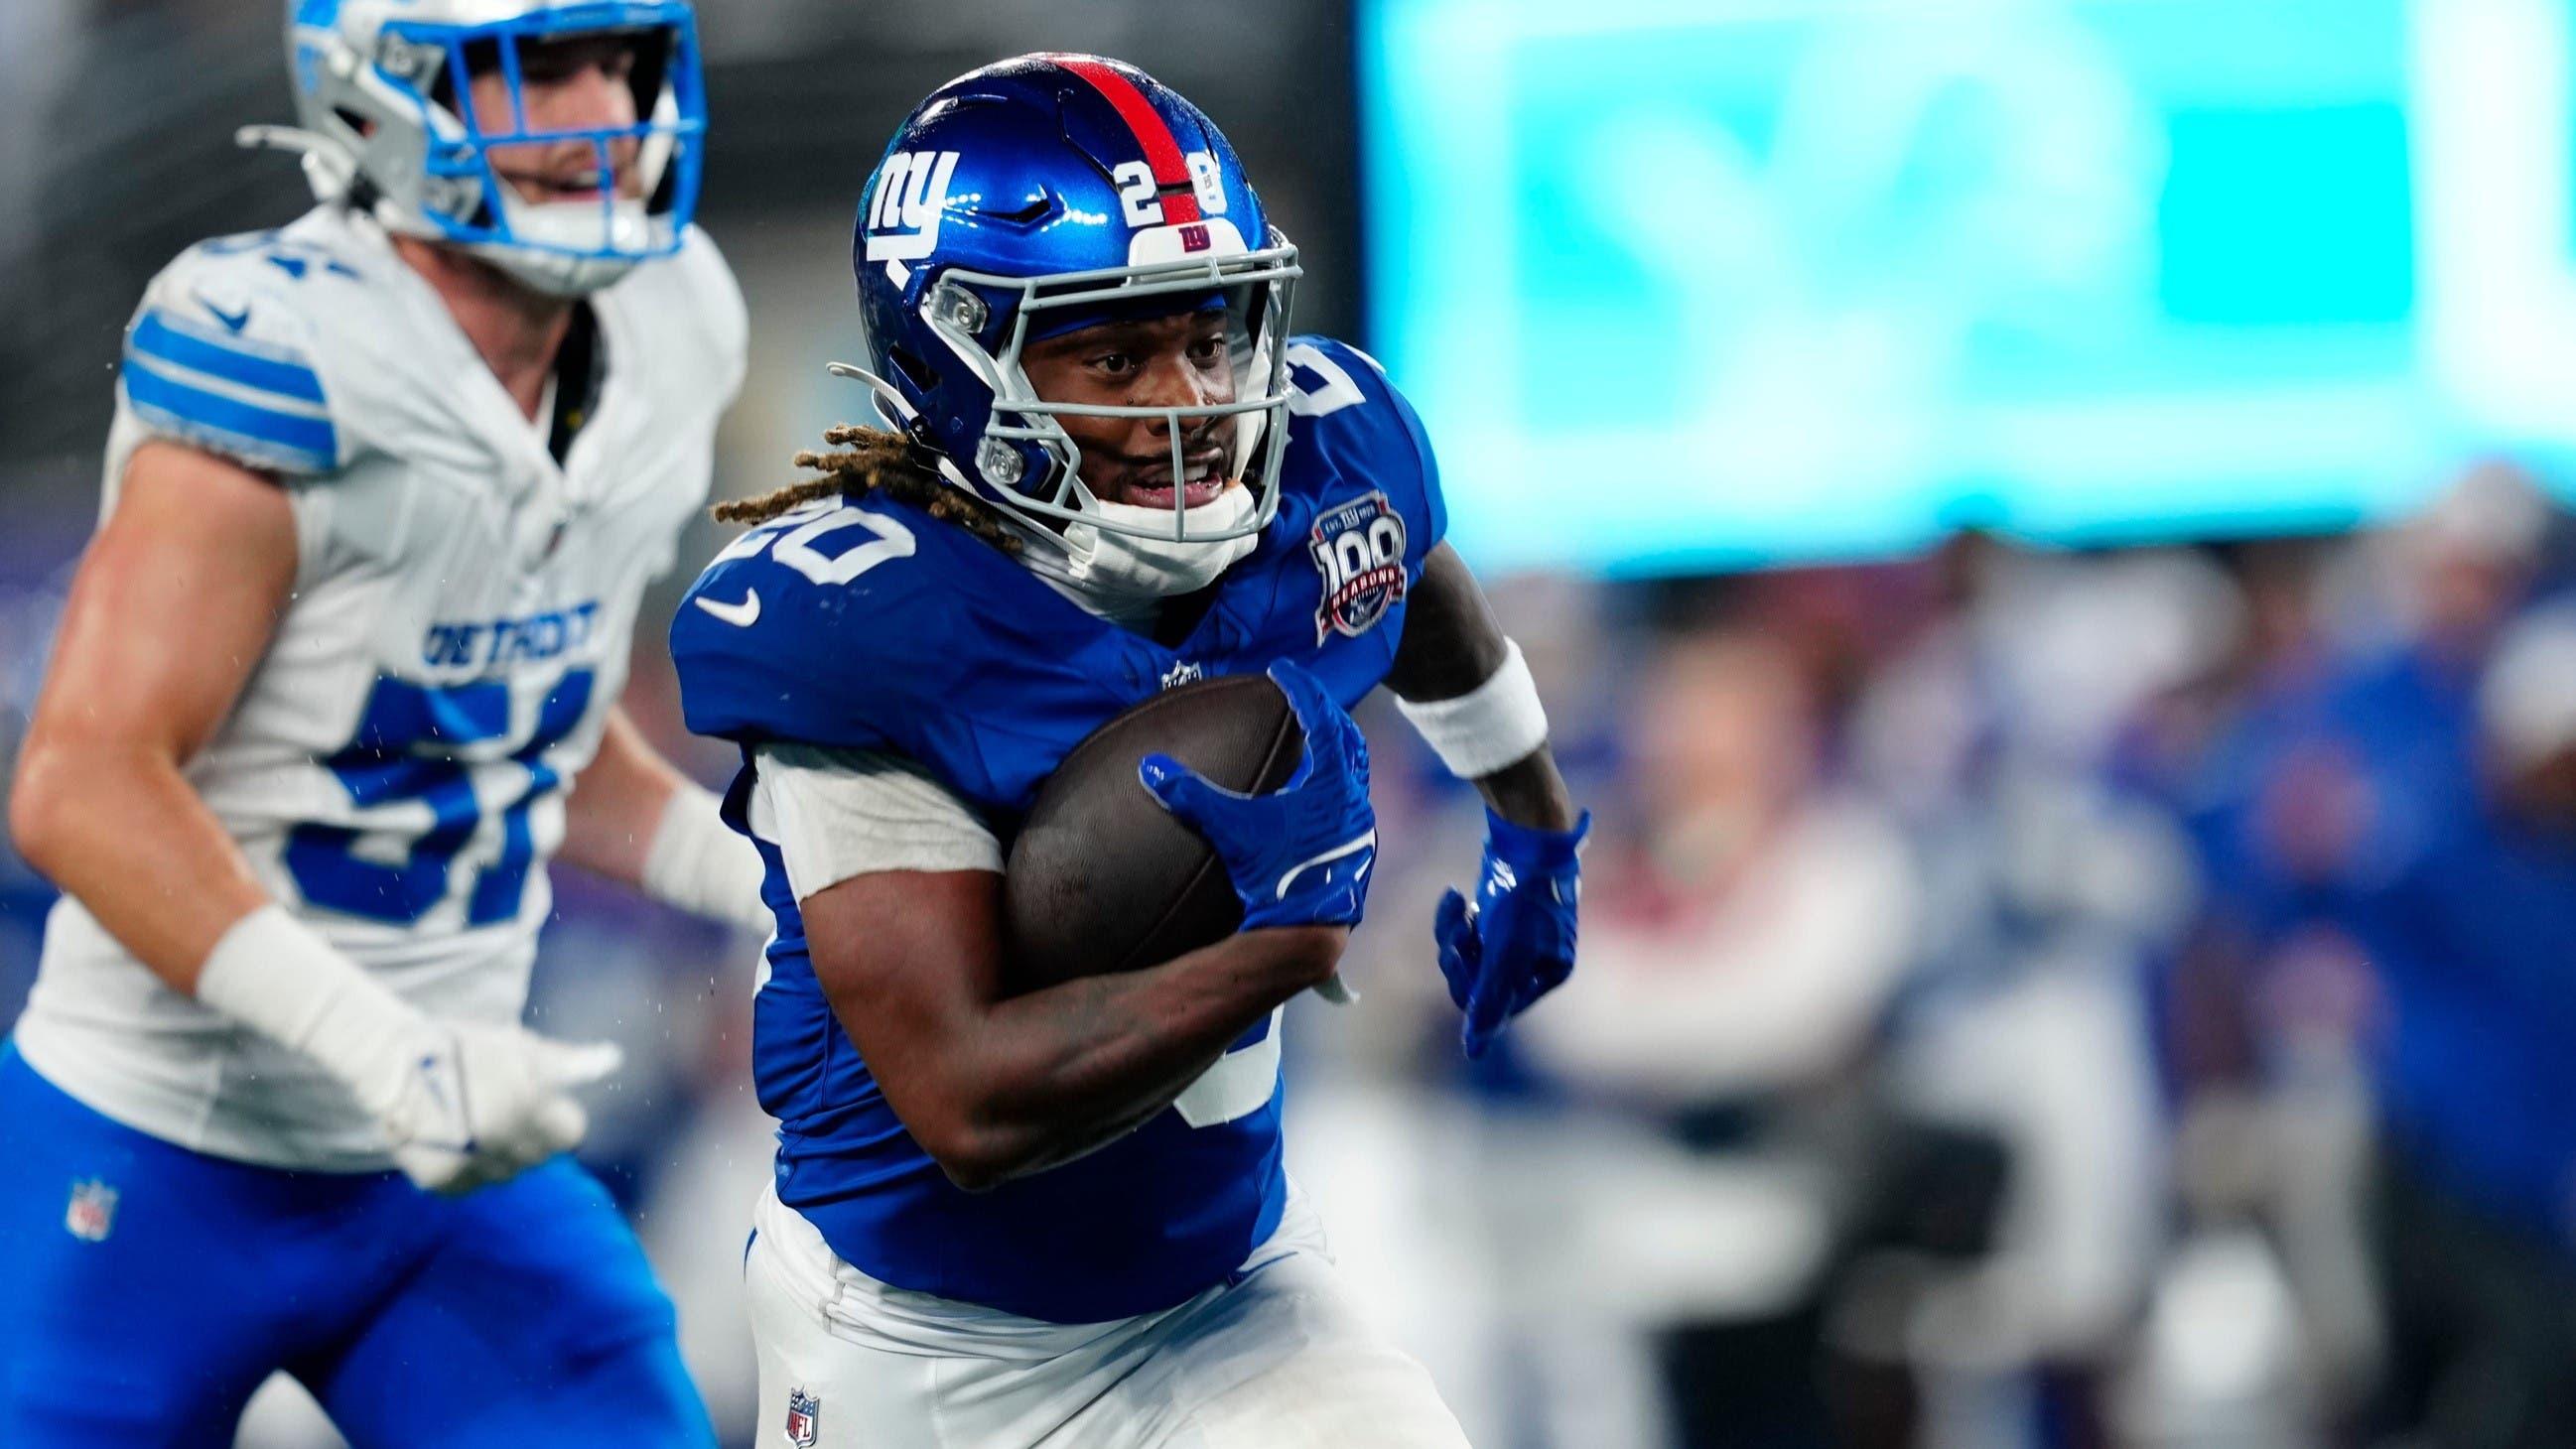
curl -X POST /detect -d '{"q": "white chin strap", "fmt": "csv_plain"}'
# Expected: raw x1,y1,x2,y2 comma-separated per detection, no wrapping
1022,484,1262,616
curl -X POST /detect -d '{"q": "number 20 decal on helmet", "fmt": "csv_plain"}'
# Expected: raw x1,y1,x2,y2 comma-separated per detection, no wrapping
840,54,1304,553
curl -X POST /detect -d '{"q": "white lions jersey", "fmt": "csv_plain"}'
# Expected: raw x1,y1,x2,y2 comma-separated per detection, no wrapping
14,205,745,1171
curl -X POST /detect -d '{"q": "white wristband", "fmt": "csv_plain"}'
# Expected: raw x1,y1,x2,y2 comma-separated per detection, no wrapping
195,904,427,1110
1395,637,1551,779
641,782,772,932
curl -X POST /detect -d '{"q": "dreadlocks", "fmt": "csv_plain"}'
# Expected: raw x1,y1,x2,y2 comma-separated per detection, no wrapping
712,424,1021,555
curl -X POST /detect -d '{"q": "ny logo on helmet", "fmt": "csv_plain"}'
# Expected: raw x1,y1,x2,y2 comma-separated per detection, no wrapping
866,151,963,262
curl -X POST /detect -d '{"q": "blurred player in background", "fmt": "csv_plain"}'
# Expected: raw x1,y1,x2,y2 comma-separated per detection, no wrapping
2344,599,2576,1449
669,55,1587,1447
0,2,766,1443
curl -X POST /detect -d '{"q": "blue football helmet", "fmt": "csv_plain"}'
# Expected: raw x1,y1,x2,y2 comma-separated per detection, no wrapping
255,1,708,297
848,55,1303,549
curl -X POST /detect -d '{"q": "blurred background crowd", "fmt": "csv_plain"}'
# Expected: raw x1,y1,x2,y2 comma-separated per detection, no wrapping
10,1,2576,1447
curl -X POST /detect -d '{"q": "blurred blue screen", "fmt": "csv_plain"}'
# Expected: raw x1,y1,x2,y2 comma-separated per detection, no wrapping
1362,0,2576,573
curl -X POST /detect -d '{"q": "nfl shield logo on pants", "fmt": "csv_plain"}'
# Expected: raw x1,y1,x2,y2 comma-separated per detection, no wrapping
783,1387,820,1447
65,1179,118,1243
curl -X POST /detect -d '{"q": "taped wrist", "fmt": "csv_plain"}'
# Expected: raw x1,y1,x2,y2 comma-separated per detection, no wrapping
1396,638,1550,779
195,904,424,1103
641,782,771,931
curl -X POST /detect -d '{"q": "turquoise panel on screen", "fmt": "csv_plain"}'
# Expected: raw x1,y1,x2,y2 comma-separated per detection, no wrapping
1362,0,2576,574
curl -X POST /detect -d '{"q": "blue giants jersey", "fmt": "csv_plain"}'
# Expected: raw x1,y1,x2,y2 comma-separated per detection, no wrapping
671,336,1443,1323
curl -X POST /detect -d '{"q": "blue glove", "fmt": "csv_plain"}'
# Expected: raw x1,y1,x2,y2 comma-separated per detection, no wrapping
1436,807,1589,1059
1140,661,1377,932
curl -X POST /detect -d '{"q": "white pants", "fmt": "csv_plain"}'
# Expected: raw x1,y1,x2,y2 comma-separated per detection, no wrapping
745,1184,1473,1448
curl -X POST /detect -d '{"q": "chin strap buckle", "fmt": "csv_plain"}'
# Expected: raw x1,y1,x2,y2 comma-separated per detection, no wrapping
235,124,361,203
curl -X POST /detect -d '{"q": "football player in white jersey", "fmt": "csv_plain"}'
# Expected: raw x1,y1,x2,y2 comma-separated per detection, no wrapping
0,3,764,1443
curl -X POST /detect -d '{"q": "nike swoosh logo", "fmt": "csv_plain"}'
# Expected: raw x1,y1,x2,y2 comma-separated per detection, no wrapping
202,300,251,333
694,589,760,627
409,1045,474,1150
1275,829,1378,901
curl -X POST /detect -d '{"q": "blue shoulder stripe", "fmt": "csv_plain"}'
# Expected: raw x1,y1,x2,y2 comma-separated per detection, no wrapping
122,356,339,470
128,312,327,406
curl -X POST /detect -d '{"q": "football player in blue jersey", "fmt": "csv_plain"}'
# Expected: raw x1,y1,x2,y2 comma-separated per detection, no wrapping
0,2,762,1444
671,54,1587,1446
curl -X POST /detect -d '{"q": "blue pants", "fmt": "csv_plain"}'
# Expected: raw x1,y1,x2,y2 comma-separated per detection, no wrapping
0,1044,714,1447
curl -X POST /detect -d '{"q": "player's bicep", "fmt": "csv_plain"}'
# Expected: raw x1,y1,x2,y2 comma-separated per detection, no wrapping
1383,542,1509,704
801,865,1005,1026
800,867,1010,1159
755,745,1010,1118
28,441,298,763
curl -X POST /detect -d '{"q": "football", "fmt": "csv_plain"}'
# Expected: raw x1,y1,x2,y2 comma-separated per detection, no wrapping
1001,674,1305,992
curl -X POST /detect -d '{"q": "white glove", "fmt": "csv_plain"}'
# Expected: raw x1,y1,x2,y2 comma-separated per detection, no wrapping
197,906,622,1195
364,1021,623,1195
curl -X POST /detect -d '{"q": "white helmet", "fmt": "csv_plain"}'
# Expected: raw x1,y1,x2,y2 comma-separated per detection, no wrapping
255,0,707,296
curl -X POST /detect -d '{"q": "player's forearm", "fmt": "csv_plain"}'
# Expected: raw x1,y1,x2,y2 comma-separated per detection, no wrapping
560,708,768,930
917,926,1343,1189
8,740,271,991
10,443,302,990
1473,744,1578,833
558,707,687,886
1385,545,1576,831
1384,544,1506,701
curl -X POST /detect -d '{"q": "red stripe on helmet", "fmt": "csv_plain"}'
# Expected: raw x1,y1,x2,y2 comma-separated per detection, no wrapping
1055,57,1204,225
